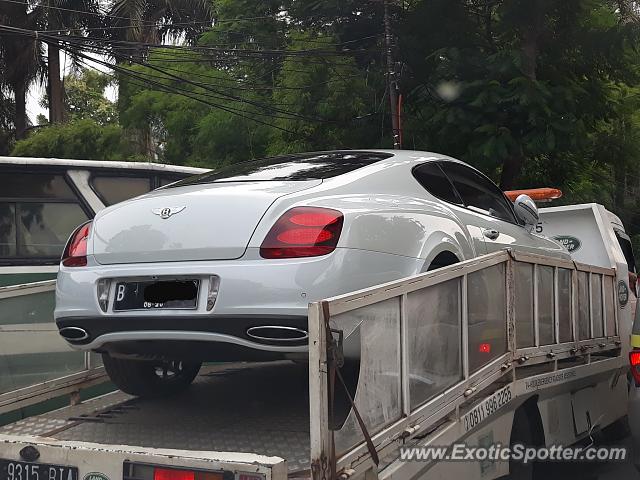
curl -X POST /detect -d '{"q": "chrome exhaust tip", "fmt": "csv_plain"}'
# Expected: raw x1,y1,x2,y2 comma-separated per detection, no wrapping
59,326,90,342
246,326,309,344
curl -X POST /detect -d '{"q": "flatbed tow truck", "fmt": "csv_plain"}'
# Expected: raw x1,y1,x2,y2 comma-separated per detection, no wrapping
0,203,634,480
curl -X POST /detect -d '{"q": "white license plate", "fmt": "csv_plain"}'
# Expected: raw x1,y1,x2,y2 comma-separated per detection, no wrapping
113,279,199,311
0,459,78,480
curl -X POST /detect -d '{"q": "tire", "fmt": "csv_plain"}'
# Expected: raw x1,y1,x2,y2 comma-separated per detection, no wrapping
508,408,535,480
102,354,201,397
600,415,630,443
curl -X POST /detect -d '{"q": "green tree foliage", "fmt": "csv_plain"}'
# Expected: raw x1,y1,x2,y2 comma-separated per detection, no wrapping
0,1,42,139
117,50,268,166
0,87,15,154
13,69,123,159
399,0,640,188
268,33,377,153
107,0,212,46
65,70,117,124
11,119,127,159
40,69,118,125
13,68,126,160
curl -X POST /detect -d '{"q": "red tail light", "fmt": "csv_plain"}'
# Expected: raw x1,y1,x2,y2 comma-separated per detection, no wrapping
630,350,640,385
154,469,194,480
62,221,91,267
260,207,343,259
153,468,223,480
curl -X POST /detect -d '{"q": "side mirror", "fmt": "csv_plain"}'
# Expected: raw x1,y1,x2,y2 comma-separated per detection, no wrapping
513,194,539,231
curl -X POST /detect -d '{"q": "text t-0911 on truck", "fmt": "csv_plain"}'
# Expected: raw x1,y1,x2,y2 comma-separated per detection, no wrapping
0,202,632,479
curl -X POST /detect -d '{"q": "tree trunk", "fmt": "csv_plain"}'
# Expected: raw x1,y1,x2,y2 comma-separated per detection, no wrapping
521,0,544,81
521,20,540,81
13,81,27,140
499,154,524,190
48,41,65,123
500,0,544,188
613,161,626,211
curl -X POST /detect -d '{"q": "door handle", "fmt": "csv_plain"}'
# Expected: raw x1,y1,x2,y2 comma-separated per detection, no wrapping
483,229,500,240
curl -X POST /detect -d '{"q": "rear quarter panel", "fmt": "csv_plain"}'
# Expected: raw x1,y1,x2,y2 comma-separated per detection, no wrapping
246,164,475,273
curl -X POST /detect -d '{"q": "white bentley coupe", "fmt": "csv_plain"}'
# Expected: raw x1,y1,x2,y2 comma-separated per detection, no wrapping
55,150,566,396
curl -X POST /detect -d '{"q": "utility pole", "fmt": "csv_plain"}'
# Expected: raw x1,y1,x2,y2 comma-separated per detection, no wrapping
383,0,401,149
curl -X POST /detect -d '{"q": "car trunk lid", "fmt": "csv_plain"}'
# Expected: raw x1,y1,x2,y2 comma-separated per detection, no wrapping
91,181,320,264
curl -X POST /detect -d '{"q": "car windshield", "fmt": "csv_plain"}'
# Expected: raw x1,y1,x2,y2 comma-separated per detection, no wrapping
167,151,392,186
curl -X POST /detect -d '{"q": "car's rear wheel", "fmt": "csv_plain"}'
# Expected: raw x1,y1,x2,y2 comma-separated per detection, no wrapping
102,354,201,397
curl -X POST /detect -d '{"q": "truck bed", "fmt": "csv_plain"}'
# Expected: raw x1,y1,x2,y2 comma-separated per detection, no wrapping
0,362,312,473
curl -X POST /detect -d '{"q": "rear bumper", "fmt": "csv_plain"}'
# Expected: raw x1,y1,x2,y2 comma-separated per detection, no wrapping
56,314,309,353
54,248,423,358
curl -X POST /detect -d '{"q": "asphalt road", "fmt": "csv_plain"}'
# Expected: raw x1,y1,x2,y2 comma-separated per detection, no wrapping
542,436,638,479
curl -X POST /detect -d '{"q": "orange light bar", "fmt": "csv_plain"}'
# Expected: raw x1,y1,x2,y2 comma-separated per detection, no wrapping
504,188,563,202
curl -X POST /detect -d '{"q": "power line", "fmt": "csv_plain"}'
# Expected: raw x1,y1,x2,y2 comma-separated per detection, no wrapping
36,27,380,72
52,31,378,57
0,25,303,127
51,32,347,122
0,23,376,141
36,15,290,34
0,0,117,20
23,23,371,90
68,46,306,135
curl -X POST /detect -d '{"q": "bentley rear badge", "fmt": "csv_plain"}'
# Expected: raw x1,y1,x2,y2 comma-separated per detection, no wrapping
152,206,186,219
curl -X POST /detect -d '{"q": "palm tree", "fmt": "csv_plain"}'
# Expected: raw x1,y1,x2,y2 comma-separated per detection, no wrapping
0,86,15,153
43,0,102,123
107,0,212,58
105,0,213,157
0,0,101,139
0,0,43,139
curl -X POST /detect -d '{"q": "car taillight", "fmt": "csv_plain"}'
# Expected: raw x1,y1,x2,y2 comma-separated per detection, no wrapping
154,469,195,480
260,207,343,259
62,221,91,267
125,462,243,480
153,468,223,480
630,350,640,385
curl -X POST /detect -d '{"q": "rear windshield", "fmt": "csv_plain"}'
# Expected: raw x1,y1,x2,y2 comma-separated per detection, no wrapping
167,151,392,186
615,230,637,274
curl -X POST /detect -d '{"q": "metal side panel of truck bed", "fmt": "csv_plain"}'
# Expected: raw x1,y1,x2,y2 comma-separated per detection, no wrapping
308,246,630,480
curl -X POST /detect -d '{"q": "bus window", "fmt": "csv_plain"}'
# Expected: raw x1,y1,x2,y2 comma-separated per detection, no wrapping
0,204,17,256
17,203,89,257
0,172,90,262
91,176,152,206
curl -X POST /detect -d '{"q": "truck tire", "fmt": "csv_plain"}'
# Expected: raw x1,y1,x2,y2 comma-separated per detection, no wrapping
600,415,630,442
102,354,201,397
508,408,535,480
